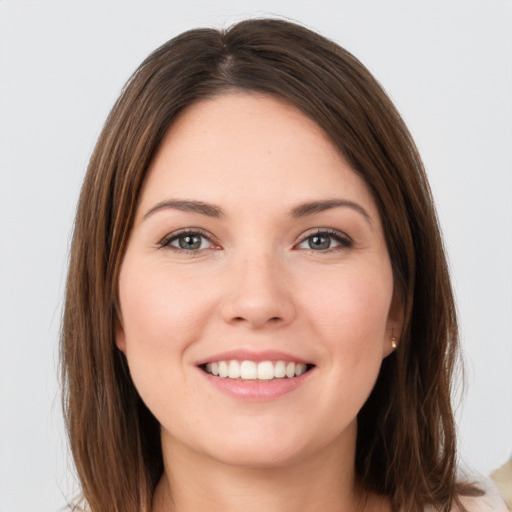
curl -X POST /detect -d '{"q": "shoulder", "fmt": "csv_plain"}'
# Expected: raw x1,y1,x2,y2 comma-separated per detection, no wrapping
456,476,509,512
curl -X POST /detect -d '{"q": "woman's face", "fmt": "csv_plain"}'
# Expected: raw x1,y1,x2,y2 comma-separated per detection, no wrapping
117,92,400,468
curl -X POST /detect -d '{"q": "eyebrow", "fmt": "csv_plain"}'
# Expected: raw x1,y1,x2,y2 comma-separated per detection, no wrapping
291,199,372,225
142,198,372,225
143,199,224,220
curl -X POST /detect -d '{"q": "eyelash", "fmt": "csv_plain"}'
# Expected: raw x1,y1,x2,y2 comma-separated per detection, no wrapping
157,229,353,254
158,229,216,254
297,229,353,252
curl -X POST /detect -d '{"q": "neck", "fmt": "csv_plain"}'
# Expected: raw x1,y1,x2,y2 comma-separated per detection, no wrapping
152,422,384,512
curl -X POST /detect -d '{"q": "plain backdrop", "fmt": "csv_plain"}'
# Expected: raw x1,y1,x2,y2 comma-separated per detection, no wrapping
1,1,511,511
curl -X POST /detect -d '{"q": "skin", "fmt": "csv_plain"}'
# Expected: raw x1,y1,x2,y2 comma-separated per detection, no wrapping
116,92,402,512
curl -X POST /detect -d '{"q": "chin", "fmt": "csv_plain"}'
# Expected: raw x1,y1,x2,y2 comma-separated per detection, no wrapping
207,439,309,469
192,420,346,471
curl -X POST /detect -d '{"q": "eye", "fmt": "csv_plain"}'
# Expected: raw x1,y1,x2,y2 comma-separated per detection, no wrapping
159,230,215,252
296,230,352,251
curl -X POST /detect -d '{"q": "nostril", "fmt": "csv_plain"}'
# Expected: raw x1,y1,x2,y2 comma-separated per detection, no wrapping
231,315,283,324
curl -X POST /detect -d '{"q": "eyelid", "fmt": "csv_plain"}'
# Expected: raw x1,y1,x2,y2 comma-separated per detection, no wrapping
156,227,352,253
295,228,353,250
157,228,219,251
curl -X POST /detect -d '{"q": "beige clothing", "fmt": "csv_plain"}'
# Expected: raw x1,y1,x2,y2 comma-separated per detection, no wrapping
458,476,509,512
491,458,512,511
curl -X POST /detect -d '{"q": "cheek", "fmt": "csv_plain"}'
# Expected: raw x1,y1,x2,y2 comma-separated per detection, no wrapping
118,261,215,353
299,263,393,387
116,262,215,413
116,261,213,417
306,267,392,339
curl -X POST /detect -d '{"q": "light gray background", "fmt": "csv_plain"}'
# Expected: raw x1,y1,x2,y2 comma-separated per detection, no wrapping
1,1,511,511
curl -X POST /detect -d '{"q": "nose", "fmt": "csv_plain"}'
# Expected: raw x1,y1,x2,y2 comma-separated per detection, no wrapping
220,252,296,329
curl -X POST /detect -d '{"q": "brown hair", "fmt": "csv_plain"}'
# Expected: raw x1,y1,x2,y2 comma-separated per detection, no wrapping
61,18,479,512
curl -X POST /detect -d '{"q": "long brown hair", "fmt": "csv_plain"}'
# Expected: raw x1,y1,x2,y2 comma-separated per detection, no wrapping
61,18,479,512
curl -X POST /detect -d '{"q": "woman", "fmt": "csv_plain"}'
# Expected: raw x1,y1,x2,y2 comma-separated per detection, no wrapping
60,18,503,512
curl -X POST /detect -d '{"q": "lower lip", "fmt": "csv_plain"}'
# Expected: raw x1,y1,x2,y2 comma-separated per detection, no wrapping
199,368,313,401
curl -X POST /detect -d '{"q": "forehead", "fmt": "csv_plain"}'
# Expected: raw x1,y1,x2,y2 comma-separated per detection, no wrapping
139,92,379,218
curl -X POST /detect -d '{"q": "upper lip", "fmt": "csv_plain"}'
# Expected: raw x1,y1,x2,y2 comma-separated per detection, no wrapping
195,349,313,366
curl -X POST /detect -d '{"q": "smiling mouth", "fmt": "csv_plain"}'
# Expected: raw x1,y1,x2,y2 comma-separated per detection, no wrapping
200,360,315,381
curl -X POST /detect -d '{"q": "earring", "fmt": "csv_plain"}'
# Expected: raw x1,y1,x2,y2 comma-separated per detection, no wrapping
391,336,398,350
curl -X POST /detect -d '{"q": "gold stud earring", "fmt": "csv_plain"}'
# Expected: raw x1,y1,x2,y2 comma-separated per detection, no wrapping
391,336,398,350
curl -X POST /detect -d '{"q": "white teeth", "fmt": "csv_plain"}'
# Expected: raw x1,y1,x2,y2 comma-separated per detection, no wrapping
286,362,296,378
228,360,241,379
295,363,307,376
274,360,286,378
218,361,228,378
240,360,257,380
204,359,310,380
257,361,274,380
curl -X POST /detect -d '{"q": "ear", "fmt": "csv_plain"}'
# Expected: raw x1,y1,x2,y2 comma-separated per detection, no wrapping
115,315,127,353
383,288,405,358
